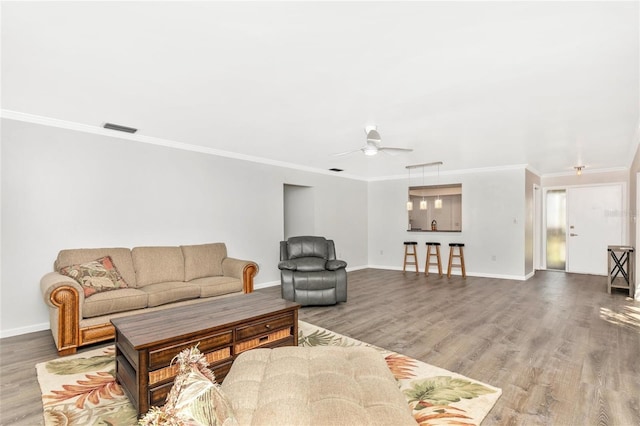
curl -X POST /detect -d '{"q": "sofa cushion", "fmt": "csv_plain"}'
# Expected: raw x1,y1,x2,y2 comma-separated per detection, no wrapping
221,346,416,426
133,246,185,286
286,236,328,260
291,257,327,272
190,276,243,298
59,256,129,297
83,288,148,318
141,281,201,307
181,243,227,281
56,248,137,287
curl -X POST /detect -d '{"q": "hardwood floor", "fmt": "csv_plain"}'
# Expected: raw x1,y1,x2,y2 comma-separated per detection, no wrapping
1,269,639,425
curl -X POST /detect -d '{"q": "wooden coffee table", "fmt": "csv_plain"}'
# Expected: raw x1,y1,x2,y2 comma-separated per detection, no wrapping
111,292,300,415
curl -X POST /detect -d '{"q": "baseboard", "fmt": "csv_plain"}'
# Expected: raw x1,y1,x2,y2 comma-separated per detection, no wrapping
470,271,530,281
366,265,530,281
253,280,280,290
346,265,368,272
0,322,50,339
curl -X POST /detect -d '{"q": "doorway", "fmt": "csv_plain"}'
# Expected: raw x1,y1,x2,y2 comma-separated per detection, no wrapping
566,184,623,275
544,184,624,275
283,184,315,239
545,189,566,270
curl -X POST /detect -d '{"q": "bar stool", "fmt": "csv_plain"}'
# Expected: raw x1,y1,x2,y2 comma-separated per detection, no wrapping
447,243,466,278
424,242,443,276
403,241,419,273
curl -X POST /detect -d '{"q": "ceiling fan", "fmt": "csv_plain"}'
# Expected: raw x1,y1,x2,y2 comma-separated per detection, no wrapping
333,126,413,157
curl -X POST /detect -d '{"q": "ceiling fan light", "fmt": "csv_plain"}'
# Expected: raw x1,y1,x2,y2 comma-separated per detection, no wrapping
366,129,382,142
363,146,378,156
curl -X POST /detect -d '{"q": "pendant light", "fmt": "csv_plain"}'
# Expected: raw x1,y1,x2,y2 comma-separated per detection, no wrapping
419,165,428,210
406,167,413,211
406,161,443,210
435,163,443,209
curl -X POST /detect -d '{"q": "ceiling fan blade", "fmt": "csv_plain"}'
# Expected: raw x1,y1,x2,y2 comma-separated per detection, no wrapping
379,147,413,153
332,148,364,156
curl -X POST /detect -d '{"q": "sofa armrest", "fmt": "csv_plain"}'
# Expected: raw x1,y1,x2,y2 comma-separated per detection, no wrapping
40,272,85,355
326,259,347,271
222,257,259,293
278,260,297,271
41,272,84,308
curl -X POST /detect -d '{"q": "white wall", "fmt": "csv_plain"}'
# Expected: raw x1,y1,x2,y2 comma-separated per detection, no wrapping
0,119,368,336
368,167,527,278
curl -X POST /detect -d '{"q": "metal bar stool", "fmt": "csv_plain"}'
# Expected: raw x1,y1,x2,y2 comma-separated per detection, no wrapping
424,242,442,276
447,243,466,278
403,241,419,273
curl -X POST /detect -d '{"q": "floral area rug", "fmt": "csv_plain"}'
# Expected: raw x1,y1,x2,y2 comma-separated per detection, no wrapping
36,321,501,425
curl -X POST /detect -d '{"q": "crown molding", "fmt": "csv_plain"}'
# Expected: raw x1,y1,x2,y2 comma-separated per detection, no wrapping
370,163,530,182
541,166,628,178
0,109,368,181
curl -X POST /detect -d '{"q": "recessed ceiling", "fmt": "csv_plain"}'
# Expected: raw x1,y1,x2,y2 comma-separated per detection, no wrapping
1,1,638,179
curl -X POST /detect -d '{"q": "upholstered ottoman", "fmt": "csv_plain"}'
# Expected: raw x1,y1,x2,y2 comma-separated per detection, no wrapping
221,346,417,425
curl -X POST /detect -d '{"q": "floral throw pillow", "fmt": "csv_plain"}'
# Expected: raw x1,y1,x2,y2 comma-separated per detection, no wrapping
139,346,238,426
59,256,128,298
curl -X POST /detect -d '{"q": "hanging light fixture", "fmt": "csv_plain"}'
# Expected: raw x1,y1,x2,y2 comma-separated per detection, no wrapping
419,166,428,210
406,162,443,210
406,167,413,211
574,165,585,176
435,163,443,209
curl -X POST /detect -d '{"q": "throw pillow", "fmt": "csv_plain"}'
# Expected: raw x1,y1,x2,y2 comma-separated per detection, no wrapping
139,346,238,426
59,256,128,298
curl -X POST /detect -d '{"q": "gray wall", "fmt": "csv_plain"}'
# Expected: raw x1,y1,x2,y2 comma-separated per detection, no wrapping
1,119,368,336
368,167,527,278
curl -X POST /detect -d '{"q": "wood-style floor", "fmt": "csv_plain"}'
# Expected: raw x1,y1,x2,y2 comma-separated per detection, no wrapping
1,269,639,425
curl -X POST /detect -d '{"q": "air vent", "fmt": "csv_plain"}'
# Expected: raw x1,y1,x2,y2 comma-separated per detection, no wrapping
103,123,138,133
329,168,344,172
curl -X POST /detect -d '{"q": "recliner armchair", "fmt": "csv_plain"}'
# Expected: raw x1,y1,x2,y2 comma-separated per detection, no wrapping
278,236,347,306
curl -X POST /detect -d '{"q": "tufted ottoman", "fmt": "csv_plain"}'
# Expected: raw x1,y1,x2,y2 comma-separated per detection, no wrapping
221,346,417,425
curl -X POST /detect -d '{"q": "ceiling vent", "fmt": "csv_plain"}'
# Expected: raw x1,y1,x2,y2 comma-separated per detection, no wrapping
103,123,138,133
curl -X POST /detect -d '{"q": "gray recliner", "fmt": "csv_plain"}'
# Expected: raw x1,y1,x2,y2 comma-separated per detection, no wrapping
278,236,347,306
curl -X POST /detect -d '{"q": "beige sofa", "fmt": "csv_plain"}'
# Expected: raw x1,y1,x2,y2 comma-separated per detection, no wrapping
140,345,417,425
221,346,418,425
40,243,258,356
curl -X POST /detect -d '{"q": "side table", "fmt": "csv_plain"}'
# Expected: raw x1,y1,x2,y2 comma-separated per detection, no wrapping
607,245,635,297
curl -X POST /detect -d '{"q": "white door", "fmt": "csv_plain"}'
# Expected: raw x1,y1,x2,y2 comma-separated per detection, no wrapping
566,184,623,275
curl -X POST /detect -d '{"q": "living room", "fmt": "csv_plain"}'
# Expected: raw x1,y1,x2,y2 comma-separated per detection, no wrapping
1,1,639,425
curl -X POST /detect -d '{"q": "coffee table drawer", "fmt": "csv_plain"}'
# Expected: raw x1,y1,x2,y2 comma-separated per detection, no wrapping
149,330,233,370
235,312,295,341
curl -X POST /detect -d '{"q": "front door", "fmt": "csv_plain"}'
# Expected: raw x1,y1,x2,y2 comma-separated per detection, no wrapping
566,184,623,275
